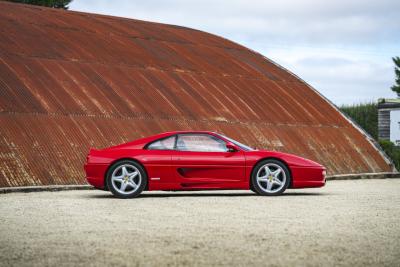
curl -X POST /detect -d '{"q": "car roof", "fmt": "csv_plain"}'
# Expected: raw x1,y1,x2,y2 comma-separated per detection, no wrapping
101,131,226,151
144,131,225,144
160,130,218,135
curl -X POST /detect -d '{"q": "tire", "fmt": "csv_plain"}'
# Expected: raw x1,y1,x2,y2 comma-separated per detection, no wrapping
251,159,291,196
106,160,147,198
250,182,257,194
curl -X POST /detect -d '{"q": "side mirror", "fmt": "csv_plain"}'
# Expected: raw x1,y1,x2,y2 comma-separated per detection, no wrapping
226,143,239,152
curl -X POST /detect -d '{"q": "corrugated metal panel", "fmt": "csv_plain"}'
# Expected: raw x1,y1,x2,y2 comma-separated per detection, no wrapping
0,2,392,187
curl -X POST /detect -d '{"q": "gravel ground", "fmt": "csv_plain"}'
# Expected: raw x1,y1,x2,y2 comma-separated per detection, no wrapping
0,179,399,267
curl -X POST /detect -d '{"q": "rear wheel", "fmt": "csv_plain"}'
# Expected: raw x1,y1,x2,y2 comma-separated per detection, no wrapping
106,160,147,198
251,159,290,196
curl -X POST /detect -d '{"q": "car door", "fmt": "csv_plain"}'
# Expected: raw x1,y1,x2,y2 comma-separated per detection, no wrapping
141,135,176,189
171,133,246,188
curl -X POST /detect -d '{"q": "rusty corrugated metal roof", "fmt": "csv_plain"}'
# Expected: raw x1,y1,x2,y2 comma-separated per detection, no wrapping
0,2,392,187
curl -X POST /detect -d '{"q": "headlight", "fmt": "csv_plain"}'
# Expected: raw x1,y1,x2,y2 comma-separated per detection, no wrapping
322,170,326,177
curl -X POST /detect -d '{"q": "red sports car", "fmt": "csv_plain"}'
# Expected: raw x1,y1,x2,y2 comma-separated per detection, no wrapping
84,131,326,198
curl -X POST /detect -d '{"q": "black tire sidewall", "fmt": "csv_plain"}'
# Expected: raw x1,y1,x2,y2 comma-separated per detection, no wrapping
251,159,291,196
106,160,147,198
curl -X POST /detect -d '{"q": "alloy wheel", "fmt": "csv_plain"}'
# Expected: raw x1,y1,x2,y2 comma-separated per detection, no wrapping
111,164,142,195
256,163,286,194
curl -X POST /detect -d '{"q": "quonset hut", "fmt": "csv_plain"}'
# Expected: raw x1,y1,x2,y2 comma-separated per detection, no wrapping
0,2,393,187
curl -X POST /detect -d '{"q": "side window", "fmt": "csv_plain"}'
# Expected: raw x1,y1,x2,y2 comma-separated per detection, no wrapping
176,134,227,152
147,136,176,150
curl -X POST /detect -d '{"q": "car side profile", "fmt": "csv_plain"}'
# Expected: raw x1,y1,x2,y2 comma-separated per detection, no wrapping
84,131,326,198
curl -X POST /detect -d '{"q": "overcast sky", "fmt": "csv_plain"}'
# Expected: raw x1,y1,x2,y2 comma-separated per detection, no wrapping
69,0,400,105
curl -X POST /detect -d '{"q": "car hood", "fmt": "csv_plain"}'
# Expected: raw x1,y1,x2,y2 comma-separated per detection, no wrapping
254,150,324,168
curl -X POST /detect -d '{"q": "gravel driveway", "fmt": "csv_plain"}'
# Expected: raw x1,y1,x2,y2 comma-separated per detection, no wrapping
0,179,399,267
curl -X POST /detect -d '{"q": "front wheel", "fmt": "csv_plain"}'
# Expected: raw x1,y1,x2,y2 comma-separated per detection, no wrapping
251,159,291,196
106,160,147,198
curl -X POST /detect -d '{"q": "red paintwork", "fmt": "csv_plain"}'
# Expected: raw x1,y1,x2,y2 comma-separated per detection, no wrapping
84,131,326,191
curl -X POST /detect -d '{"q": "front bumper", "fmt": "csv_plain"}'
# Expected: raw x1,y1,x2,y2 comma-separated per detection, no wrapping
290,166,326,188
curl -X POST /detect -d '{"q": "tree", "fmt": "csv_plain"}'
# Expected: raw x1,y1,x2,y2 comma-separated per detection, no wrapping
5,0,73,9
391,56,400,96
340,102,378,139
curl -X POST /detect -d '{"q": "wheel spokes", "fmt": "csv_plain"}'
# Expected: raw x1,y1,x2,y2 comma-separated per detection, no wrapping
121,166,128,176
271,168,281,177
266,180,273,191
257,175,268,182
264,166,271,176
129,171,138,179
112,175,123,183
111,164,142,194
256,163,286,193
128,181,137,189
120,182,128,192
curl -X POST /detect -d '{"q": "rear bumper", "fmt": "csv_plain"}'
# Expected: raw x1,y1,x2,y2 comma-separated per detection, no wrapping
84,163,108,189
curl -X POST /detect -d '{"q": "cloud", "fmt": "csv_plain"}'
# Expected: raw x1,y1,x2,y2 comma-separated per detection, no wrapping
70,0,400,45
69,0,400,104
264,46,397,104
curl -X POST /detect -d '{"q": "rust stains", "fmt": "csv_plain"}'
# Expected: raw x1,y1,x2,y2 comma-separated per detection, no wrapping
0,2,392,187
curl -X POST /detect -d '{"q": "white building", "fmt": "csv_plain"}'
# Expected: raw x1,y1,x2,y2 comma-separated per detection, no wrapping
378,99,400,145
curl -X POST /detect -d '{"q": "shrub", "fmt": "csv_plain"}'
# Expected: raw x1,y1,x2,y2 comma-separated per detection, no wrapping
378,140,400,170
340,103,400,170
340,102,378,140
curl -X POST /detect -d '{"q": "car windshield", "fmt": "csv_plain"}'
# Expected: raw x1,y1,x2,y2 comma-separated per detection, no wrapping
218,134,254,151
